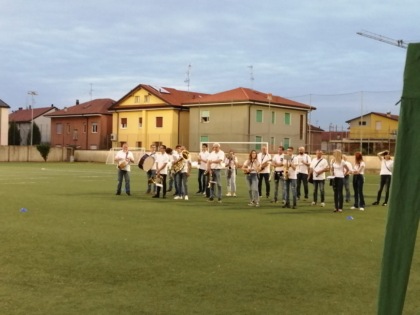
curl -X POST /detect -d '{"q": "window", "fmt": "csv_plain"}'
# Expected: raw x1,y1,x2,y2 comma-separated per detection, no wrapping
72,129,78,140
136,141,142,148
283,138,290,149
56,123,63,135
121,118,127,129
156,117,163,128
201,110,210,123
83,123,87,133
271,111,276,124
134,96,140,103
256,110,263,123
255,136,262,150
300,115,304,140
144,95,150,103
200,135,209,143
270,137,275,148
284,113,291,125
66,124,71,134
138,117,143,128
92,123,98,133
358,121,367,126
375,121,382,130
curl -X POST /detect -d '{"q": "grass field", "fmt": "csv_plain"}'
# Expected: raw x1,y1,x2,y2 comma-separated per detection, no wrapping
1,162,419,315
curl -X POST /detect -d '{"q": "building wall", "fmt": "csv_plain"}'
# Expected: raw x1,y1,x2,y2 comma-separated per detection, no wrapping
348,114,398,139
50,115,112,150
0,107,8,145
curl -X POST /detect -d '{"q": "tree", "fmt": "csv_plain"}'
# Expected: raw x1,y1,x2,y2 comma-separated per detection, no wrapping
8,121,21,145
27,122,41,145
36,143,51,162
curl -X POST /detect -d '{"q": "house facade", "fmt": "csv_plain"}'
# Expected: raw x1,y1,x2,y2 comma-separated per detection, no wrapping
108,84,208,149
0,99,10,145
345,111,398,154
47,99,114,150
9,105,58,145
183,87,315,153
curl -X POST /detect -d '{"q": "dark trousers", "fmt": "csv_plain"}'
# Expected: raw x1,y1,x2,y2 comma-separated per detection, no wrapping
313,180,325,203
333,177,344,210
258,173,270,197
155,174,167,197
297,173,309,199
353,174,365,208
198,169,207,193
376,175,391,204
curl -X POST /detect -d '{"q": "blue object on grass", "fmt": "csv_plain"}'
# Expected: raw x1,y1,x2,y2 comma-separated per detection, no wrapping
20,208,28,213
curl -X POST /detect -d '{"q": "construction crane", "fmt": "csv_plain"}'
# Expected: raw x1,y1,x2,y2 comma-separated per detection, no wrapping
357,30,407,49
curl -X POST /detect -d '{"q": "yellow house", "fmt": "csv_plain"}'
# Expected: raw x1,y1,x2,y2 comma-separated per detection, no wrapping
108,84,208,149
346,112,398,140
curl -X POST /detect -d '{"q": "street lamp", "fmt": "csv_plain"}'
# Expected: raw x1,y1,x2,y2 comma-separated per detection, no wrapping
27,91,37,146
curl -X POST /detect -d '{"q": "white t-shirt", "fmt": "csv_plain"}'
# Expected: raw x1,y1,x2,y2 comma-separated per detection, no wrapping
115,150,134,172
380,159,393,175
285,156,297,180
198,150,209,170
243,159,260,174
209,150,225,169
272,154,284,172
257,152,272,174
296,153,311,174
310,158,329,180
353,161,365,175
332,160,346,178
156,153,170,175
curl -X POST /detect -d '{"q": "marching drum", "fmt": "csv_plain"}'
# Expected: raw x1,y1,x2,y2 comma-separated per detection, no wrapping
138,154,155,172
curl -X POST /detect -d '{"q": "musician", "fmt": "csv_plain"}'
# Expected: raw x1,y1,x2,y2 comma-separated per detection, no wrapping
372,150,394,206
242,150,261,207
257,146,272,198
114,143,134,196
197,143,209,195
296,146,311,201
342,155,353,203
146,144,158,194
331,149,350,213
225,150,238,197
351,151,366,211
207,142,225,203
165,147,174,192
172,145,182,198
282,147,298,209
153,145,170,199
271,145,285,203
309,150,329,207
178,146,191,201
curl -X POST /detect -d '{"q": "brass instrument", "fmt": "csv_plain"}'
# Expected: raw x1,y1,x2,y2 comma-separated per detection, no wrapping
259,159,272,173
171,150,190,173
148,174,163,187
283,155,292,180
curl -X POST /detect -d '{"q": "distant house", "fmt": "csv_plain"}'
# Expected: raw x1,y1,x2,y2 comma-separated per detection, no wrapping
108,84,208,149
307,124,324,153
183,87,315,152
0,99,11,145
345,111,398,154
9,105,58,145
46,99,114,150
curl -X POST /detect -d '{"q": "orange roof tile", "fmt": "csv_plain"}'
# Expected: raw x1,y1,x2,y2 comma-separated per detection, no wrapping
47,99,115,117
9,106,58,122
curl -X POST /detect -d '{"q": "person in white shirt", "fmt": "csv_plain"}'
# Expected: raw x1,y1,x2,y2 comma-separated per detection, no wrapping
351,151,366,211
372,150,394,206
225,150,238,197
114,143,135,196
282,147,298,209
197,143,209,195
331,149,350,212
207,143,225,202
153,145,170,199
242,150,261,207
257,146,272,198
342,155,353,203
146,144,158,194
271,145,285,203
296,146,311,200
172,145,182,198
309,150,330,207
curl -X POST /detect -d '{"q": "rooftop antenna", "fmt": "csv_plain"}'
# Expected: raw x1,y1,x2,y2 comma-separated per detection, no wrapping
89,83,94,100
248,65,254,89
184,64,191,91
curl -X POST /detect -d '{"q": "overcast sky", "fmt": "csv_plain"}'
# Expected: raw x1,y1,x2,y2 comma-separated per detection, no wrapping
1,0,418,130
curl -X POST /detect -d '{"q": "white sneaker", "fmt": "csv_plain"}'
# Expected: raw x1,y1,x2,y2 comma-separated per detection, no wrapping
321,202,325,207
174,196,181,200
359,207,364,211
184,195,189,201
350,206,356,210
232,193,237,197
226,192,231,196
311,201,316,206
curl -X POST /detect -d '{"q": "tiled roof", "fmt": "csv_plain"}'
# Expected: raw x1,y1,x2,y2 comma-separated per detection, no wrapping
0,99,11,108
109,84,209,110
183,87,315,110
345,111,399,123
47,99,115,117
9,106,58,122
308,124,324,132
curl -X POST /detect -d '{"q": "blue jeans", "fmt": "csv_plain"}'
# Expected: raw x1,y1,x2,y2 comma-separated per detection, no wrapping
284,179,297,206
353,174,365,208
313,180,325,203
117,170,130,193
210,169,222,199
246,173,259,203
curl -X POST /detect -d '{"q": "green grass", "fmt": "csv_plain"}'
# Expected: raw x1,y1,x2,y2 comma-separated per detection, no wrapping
0,162,419,314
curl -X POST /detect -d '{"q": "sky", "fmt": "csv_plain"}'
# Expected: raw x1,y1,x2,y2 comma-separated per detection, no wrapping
1,0,419,130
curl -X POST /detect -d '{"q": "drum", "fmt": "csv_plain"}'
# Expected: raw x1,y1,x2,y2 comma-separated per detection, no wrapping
118,160,128,170
138,154,155,171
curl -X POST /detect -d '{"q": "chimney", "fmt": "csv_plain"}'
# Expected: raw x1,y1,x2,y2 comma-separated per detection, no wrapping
76,99,79,105
19,107,23,110
64,107,68,112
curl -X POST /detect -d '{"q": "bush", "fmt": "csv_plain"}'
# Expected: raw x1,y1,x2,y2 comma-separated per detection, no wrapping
36,143,51,161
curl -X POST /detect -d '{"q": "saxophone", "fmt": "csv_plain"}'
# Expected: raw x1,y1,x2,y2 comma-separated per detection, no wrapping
283,154,291,180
